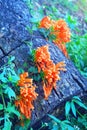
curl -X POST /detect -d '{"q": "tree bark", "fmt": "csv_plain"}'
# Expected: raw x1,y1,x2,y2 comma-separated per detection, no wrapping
0,0,87,129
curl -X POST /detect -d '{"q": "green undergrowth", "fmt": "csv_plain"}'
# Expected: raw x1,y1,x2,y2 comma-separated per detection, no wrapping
0,57,20,130
32,96,87,130
0,57,31,130
66,33,87,78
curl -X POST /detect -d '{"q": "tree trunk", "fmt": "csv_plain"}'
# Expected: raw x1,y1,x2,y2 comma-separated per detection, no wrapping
0,0,87,129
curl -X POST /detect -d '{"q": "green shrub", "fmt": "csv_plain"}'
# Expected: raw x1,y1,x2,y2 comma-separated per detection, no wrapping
66,34,87,78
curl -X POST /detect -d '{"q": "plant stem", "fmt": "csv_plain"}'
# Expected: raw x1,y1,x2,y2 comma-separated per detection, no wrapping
77,110,83,118
1,88,6,109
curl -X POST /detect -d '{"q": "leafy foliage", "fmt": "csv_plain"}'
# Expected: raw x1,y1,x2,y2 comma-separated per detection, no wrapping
36,96,87,130
66,34,87,78
0,57,35,130
0,56,20,130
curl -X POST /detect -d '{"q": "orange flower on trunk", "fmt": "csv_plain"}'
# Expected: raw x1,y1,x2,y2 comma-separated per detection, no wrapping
39,16,52,29
15,72,38,119
35,45,66,99
34,45,50,72
39,17,71,57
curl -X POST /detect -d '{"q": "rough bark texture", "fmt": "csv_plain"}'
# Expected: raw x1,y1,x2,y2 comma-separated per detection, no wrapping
0,0,87,129
30,39,87,128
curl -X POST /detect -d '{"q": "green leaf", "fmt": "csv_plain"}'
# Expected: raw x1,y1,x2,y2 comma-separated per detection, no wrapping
31,49,36,59
11,75,19,83
71,101,76,117
48,114,61,124
0,117,4,121
49,34,56,42
23,62,28,68
29,66,38,73
6,102,20,117
60,123,67,130
73,99,87,110
32,24,38,31
8,72,19,83
9,69,19,82
30,128,33,130
65,101,71,116
52,124,59,130
30,17,39,23
39,28,50,38
15,118,31,130
24,41,33,47
73,96,81,102
65,124,74,130
18,68,24,74
26,26,33,34
40,71,45,80
0,104,3,110
33,75,41,81
63,120,71,124
4,86,16,99
8,56,15,64
24,118,31,129
78,116,87,128
2,118,12,130
0,72,8,83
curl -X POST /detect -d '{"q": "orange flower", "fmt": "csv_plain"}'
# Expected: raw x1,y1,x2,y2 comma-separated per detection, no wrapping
43,83,53,100
52,19,70,42
35,45,66,99
18,72,32,87
39,16,52,29
15,72,38,119
43,62,65,99
34,45,50,72
51,19,70,57
39,17,71,57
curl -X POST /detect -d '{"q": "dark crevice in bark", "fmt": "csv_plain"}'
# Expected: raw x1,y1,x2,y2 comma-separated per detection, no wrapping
53,88,63,98
0,42,24,59
0,46,6,55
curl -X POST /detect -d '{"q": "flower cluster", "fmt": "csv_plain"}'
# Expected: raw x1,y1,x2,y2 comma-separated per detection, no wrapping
35,45,66,99
15,72,38,119
39,16,52,29
39,16,71,57
34,45,50,72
